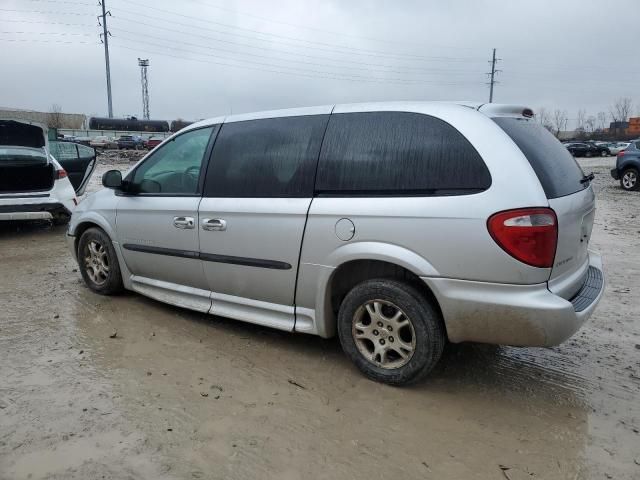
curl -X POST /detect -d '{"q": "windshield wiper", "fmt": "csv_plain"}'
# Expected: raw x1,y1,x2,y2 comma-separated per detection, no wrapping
580,172,595,184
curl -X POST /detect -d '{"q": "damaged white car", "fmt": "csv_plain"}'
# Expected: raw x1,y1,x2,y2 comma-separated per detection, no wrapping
0,119,96,224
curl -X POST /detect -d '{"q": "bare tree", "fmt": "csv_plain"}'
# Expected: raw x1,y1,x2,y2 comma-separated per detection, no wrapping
536,107,554,132
47,104,64,129
609,97,633,137
575,109,587,138
610,97,633,123
552,109,568,138
596,111,607,131
585,115,596,134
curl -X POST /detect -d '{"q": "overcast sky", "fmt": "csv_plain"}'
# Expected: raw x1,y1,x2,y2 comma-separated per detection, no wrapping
0,0,638,127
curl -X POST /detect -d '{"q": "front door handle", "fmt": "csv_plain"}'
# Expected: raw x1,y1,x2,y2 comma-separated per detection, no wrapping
201,218,227,231
173,216,195,229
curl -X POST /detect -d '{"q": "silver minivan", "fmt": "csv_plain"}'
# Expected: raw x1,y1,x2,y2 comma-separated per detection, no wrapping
67,102,604,385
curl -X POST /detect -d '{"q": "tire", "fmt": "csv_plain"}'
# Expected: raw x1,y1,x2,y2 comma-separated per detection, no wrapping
585,151,593,158
77,227,124,295
601,149,609,157
620,167,639,191
337,279,445,386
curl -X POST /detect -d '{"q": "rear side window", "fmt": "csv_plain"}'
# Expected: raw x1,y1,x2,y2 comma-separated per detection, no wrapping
493,117,586,199
205,115,328,197
315,112,491,195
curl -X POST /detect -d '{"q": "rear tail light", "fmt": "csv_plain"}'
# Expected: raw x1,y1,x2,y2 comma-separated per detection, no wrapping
56,169,68,179
617,151,625,158
487,208,558,268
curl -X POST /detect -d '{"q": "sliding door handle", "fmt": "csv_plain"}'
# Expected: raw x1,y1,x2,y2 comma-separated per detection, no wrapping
173,216,195,229
202,218,227,231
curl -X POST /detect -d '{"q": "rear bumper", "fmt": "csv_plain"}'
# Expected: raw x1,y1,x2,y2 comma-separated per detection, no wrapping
423,250,604,347
0,202,69,221
611,168,620,180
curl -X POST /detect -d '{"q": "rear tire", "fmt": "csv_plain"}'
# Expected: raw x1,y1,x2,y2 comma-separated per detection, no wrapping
78,227,123,295
337,279,445,386
621,168,639,191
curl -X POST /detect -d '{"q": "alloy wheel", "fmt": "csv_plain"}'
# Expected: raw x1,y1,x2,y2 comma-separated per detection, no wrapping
84,239,110,285
622,171,637,190
352,299,416,369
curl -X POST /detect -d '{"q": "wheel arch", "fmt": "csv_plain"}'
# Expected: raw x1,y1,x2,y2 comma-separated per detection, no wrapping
312,253,444,339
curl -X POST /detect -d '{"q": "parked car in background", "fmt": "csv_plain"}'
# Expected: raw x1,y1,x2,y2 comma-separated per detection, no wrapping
67,102,604,385
566,142,610,157
117,135,144,150
608,142,630,155
0,119,96,224
73,136,92,147
611,140,640,191
89,136,117,150
144,136,164,150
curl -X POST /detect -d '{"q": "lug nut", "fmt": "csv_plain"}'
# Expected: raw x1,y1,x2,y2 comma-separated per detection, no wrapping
387,326,393,332
373,330,379,336
377,321,383,327
379,339,386,345
389,337,394,342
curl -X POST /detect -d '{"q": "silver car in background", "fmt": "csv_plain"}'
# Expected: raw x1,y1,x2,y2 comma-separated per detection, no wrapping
66,102,604,385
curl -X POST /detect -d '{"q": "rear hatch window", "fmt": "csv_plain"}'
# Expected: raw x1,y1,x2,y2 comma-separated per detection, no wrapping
493,117,586,199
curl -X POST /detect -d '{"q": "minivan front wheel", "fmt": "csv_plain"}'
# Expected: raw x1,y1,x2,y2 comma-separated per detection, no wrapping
78,227,123,295
337,279,445,385
621,168,639,191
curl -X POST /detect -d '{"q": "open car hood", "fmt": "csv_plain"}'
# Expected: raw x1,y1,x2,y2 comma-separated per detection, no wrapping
0,119,47,148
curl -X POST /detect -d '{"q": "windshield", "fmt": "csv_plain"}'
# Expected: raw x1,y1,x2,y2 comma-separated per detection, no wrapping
493,117,587,199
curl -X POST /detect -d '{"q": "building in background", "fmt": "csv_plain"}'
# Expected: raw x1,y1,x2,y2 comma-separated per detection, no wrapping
0,106,86,129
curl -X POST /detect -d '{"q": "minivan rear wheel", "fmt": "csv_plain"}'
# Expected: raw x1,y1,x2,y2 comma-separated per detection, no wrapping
621,168,639,191
337,279,445,385
78,227,123,295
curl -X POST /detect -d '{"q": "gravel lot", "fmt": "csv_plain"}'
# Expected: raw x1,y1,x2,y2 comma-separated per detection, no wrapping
0,154,638,479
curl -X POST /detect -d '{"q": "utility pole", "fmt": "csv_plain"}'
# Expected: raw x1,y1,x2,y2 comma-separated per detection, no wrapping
98,1,113,118
486,48,501,103
138,58,150,119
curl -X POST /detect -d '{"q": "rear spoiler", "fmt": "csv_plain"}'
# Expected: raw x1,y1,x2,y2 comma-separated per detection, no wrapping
476,104,535,118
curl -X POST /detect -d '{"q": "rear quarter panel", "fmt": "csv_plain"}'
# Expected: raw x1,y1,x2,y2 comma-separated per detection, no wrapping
296,103,553,335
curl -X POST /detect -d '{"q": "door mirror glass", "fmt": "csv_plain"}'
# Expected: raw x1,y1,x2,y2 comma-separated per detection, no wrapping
102,169,122,189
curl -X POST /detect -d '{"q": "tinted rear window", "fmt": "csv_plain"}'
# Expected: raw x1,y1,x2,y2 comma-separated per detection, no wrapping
316,112,491,195
493,117,586,199
204,115,328,197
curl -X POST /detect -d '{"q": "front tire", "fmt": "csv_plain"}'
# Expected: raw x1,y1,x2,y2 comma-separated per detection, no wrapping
78,227,123,295
621,168,639,191
337,279,445,386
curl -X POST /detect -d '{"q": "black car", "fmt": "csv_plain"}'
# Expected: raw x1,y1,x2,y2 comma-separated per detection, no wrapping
611,140,640,191
116,135,144,150
566,142,610,157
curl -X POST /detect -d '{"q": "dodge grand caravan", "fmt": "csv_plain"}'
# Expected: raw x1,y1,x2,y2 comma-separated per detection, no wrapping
67,102,604,385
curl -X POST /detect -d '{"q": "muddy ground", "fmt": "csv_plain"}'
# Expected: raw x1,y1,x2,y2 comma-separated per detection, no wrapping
0,154,638,479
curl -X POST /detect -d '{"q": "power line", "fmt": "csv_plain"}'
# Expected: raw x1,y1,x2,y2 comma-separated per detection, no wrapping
0,38,93,44
109,27,484,78
112,0,482,63
109,17,483,74
109,42,478,87
109,35,454,84
21,0,93,5
180,0,487,51
0,8,92,16
0,31,92,36
0,19,94,28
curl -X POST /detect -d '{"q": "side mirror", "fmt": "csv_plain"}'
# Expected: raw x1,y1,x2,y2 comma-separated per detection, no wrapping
102,169,123,189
